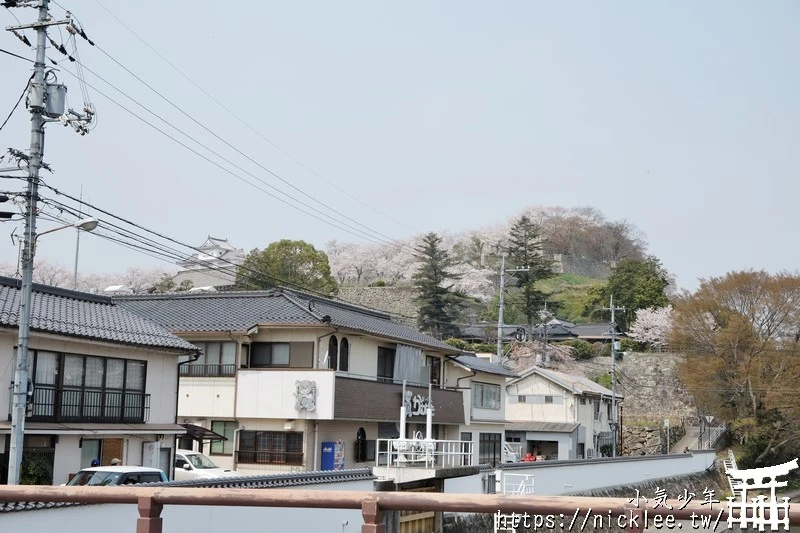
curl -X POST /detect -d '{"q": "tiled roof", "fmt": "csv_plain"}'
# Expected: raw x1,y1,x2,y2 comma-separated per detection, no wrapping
511,365,622,398
0,276,198,353
571,323,625,338
448,354,518,378
0,468,374,513
506,421,581,433
116,288,460,353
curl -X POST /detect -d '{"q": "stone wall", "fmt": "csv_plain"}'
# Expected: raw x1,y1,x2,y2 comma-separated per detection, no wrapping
336,286,419,326
552,352,697,426
623,424,686,456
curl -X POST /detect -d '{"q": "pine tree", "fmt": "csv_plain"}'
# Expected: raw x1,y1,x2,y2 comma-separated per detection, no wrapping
412,233,464,339
507,216,555,328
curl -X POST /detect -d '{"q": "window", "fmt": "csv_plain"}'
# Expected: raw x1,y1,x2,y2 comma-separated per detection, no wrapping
544,395,554,404
30,351,148,423
517,395,527,403
426,356,441,385
339,338,349,372
377,347,395,383
327,336,338,370
181,342,236,377
472,382,501,410
237,431,303,465
479,433,502,467
327,336,349,372
210,420,236,455
245,342,313,368
579,397,587,405
250,343,290,367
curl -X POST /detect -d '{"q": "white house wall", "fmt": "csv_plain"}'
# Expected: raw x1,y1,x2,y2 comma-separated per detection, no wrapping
0,331,180,424
506,374,575,423
235,369,335,420
179,377,235,419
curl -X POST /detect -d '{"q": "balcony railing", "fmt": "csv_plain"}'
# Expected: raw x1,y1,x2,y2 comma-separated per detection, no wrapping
1,486,798,533
376,438,473,470
27,386,150,423
235,450,304,466
180,364,236,377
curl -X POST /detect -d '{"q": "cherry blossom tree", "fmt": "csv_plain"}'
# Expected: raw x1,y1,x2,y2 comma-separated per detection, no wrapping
628,305,673,350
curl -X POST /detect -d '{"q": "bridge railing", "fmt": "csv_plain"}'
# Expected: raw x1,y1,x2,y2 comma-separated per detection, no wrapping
0,485,798,533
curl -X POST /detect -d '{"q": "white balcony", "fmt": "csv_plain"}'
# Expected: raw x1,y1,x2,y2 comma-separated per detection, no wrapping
375,437,474,484
235,369,335,420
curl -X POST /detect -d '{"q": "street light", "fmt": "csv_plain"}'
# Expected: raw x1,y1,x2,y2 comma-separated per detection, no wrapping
8,216,98,485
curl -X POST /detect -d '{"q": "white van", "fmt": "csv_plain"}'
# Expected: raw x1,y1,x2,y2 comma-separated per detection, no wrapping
174,449,237,481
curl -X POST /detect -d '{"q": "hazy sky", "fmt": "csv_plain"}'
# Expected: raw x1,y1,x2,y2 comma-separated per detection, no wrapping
1,1,797,292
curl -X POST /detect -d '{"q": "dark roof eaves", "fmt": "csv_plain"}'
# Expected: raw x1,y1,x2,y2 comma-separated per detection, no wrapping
0,275,113,305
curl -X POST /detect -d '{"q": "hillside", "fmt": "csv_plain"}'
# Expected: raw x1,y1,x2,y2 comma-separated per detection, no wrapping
326,205,646,303
535,273,605,323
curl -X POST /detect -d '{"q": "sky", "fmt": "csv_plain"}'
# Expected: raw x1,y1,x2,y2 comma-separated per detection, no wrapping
0,1,798,292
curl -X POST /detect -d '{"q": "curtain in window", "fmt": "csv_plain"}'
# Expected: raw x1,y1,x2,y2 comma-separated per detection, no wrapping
394,344,424,384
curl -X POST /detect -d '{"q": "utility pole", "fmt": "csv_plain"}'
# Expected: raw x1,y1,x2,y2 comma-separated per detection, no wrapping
72,185,83,289
602,294,625,458
495,254,529,364
496,254,506,364
6,0,85,485
538,301,549,367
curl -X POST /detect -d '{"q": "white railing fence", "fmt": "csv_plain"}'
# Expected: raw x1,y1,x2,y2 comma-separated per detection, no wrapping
376,438,474,472
500,472,535,495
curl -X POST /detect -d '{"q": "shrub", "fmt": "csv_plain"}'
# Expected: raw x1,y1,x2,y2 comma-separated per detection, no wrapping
620,338,647,352
20,454,53,485
370,280,386,287
444,338,468,350
593,342,611,358
559,340,594,360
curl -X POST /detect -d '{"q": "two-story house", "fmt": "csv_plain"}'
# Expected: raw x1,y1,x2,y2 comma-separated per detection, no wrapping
116,287,517,474
0,276,199,484
505,366,622,460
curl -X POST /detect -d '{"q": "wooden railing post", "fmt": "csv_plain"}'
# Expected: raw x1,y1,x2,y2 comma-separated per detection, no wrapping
136,496,163,533
361,499,385,533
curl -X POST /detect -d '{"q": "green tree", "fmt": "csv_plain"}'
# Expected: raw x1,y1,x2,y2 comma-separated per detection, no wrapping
584,256,669,330
153,275,193,293
506,216,556,328
235,239,338,295
671,271,800,466
412,232,465,339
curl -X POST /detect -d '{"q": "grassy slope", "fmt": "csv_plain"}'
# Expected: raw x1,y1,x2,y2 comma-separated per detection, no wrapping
535,273,605,323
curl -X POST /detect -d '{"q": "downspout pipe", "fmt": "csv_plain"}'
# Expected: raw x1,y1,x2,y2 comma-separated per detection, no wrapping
176,348,201,479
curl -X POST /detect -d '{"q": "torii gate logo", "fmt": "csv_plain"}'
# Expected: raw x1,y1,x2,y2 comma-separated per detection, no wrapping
725,458,798,531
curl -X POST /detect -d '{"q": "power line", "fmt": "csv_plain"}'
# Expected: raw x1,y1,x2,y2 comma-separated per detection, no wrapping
53,64,396,247
0,46,32,63
44,6,406,250
87,42,407,249
37,186,473,331
0,75,31,133
90,0,421,236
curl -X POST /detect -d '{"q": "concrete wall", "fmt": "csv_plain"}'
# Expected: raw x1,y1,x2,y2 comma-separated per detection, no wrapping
179,377,236,418
0,479,375,533
498,450,717,496
444,472,486,494
235,369,335,420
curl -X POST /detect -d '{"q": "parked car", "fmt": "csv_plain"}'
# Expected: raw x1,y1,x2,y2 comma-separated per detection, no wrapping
174,449,237,481
66,466,168,486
